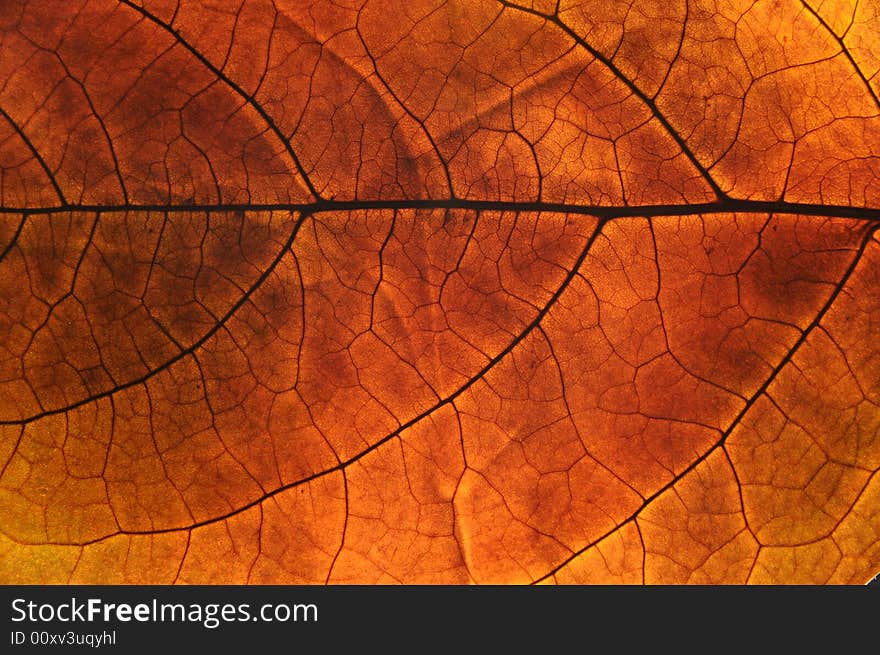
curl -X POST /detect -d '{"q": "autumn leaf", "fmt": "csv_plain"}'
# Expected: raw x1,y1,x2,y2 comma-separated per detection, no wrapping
0,0,878,585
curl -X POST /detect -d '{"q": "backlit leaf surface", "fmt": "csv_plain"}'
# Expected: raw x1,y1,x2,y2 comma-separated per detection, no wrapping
0,0,878,584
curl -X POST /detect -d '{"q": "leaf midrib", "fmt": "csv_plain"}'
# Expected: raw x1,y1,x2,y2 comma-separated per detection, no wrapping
2,197,880,222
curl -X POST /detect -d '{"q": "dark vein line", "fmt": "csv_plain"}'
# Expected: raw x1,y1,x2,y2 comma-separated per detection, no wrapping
0,198,879,222
0,210,308,427
116,0,321,200
800,0,880,110
532,224,876,583
0,108,67,204
0,213,26,265
498,0,728,201
353,9,455,196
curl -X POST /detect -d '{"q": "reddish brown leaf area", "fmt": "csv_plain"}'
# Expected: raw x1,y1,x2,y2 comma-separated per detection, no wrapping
0,0,878,584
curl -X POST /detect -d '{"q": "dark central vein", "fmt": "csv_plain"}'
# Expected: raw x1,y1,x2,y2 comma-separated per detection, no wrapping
1,198,879,222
